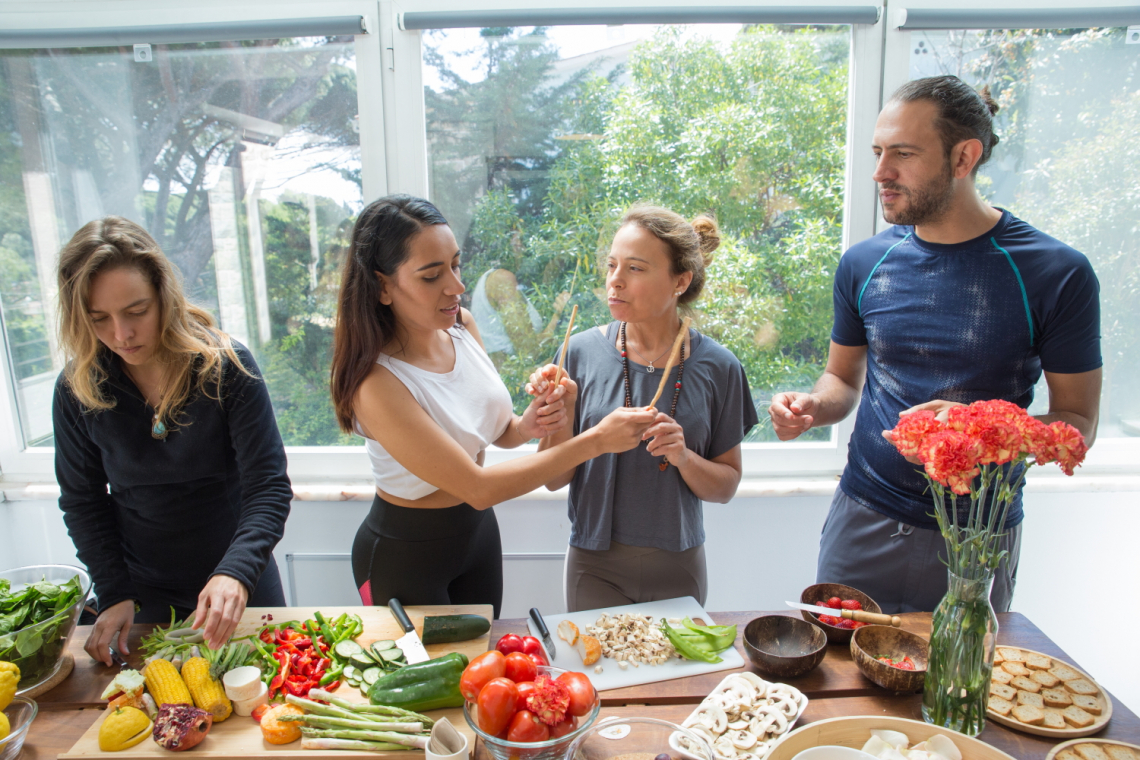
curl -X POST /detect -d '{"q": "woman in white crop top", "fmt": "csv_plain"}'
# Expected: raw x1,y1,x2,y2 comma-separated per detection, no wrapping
330,195,656,617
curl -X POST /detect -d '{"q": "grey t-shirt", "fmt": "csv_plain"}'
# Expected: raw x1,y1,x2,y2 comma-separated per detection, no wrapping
560,322,758,552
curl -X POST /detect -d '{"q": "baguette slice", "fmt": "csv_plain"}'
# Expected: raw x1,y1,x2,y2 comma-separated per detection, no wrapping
1012,704,1045,725
990,682,1017,701
998,647,1026,662
992,669,1014,685
1105,746,1139,760
1074,743,1111,760
1017,690,1044,708
1042,709,1067,730
1026,653,1053,670
1056,751,1083,760
1032,670,1061,688
994,649,1005,665
1002,661,1031,677
1042,687,1073,708
1051,664,1083,681
988,695,1014,717
1065,679,1100,696
1072,694,1103,715
1012,676,1042,693
1062,705,1096,728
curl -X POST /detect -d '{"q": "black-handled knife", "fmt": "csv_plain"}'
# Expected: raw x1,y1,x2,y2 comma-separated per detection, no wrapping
388,598,430,663
529,607,557,661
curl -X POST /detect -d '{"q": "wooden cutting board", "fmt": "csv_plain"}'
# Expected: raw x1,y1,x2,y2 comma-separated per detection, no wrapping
526,597,744,691
60,604,492,759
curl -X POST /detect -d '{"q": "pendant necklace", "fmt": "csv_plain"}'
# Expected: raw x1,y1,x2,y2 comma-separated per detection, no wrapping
625,341,671,374
122,365,169,440
620,321,685,471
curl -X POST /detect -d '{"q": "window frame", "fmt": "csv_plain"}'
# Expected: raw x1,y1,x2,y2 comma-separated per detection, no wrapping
2,0,1133,486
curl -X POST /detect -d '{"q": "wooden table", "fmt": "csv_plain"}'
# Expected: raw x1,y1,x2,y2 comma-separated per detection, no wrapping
20,612,1140,759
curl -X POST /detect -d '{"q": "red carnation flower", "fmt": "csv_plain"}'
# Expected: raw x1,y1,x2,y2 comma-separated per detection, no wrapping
1017,416,1056,462
890,410,944,458
1048,421,1088,476
919,430,982,495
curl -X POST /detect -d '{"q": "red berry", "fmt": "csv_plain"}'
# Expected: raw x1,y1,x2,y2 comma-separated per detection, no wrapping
840,599,862,611
834,619,856,630
818,614,838,625
827,597,842,608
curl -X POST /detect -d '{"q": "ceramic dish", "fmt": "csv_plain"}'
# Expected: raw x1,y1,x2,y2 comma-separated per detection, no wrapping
1045,737,1140,760
766,715,1017,760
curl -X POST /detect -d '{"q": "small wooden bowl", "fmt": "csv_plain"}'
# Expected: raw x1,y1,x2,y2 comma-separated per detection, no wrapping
800,583,882,644
743,615,827,679
850,625,928,692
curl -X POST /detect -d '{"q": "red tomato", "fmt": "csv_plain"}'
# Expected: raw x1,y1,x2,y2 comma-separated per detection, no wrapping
461,650,507,702
477,677,520,737
521,636,543,657
528,652,548,668
506,710,550,743
504,652,538,683
496,633,524,655
556,672,595,718
515,681,537,712
549,715,578,739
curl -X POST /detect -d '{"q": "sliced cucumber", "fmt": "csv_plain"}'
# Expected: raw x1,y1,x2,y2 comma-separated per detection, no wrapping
342,665,359,680
360,683,371,697
379,647,405,663
346,677,362,688
371,639,397,652
334,640,363,659
362,666,382,685
350,652,376,669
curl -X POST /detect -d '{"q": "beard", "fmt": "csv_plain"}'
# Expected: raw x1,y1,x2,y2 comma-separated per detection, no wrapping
880,160,955,226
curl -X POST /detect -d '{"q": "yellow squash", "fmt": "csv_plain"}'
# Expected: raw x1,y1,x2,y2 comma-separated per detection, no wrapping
98,706,153,751
180,657,232,722
0,661,18,711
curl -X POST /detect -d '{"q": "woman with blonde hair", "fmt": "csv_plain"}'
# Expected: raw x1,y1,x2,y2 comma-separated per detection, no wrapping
528,204,758,611
53,216,291,664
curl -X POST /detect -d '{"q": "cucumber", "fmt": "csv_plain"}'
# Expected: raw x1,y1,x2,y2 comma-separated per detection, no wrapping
350,652,376,669
380,648,405,663
362,667,382,685
371,640,397,652
421,614,492,645
343,665,359,681
335,640,363,659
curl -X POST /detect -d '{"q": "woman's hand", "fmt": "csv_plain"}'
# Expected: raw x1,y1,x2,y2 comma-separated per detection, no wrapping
643,411,690,466
192,574,249,649
85,599,135,666
525,364,577,402
592,406,657,453
517,391,568,439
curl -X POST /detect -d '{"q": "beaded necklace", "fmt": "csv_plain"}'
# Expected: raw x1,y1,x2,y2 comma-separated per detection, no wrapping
620,321,685,471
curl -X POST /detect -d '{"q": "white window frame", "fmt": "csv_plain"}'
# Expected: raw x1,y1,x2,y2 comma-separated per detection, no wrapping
2,0,1135,486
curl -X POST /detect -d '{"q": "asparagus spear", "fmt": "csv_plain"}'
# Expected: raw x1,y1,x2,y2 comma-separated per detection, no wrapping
306,689,434,726
301,738,412,752
284,695,421,728
297,728,429,748
278,714,424,733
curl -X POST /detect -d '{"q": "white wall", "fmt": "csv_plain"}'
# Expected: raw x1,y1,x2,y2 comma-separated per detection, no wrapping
2,486,1137,715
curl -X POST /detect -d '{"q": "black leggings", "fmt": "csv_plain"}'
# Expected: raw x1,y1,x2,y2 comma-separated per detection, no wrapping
352,495,503,619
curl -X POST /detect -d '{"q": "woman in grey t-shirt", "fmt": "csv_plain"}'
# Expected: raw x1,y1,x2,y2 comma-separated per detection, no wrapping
530,204,758,611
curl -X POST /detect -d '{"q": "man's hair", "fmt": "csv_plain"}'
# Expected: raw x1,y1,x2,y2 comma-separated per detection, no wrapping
890,75,1001,175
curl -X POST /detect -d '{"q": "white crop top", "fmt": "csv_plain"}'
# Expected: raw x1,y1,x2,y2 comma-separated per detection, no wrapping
360,326,515,500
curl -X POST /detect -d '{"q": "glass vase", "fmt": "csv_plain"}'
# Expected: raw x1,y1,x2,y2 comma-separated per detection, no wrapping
921,570,998,736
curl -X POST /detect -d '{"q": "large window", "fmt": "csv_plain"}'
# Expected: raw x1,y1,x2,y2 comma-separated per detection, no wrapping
0,34,361,448
423,23,851,442
906,25,1139,440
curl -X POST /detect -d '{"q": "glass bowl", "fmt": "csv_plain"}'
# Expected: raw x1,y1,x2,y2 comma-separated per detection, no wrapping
464,665,601,760
0,697,39,760
0,565,92,694
569,716,716,760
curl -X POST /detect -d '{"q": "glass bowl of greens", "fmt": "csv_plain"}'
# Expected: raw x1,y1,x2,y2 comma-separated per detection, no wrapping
0,565,91,695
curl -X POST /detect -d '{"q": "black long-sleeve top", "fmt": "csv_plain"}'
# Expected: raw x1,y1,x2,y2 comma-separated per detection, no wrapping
52,344,292,612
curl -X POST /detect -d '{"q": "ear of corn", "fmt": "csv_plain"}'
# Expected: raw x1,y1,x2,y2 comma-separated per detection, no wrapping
143,658,193,708
180,657,233,722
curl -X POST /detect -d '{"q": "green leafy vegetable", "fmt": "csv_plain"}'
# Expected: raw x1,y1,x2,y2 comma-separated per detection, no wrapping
0,574,85,684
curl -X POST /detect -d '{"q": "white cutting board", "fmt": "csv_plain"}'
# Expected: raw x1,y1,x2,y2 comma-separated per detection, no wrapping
526,596,744,691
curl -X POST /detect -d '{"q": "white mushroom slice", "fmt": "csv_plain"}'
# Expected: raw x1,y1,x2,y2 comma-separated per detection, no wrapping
729,730,757,750
727,719,749,731
714,736,738,759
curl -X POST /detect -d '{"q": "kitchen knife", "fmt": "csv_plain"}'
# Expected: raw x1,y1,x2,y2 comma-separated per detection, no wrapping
528,607,556,662
388,598,430,663
785,601,902,628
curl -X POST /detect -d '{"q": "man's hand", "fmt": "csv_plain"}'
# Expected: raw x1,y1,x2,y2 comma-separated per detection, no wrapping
85,599,135,666
768,392,819,441
881,399,965,463
192,575,249,650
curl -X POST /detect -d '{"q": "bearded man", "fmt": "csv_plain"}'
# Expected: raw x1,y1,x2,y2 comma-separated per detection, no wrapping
768,76,1102,613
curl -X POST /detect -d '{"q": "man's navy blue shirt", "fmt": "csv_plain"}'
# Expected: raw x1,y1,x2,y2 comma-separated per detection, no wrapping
832,209,1101,529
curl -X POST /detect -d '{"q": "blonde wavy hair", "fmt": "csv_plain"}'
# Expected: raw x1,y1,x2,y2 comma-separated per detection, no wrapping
57,216,247,429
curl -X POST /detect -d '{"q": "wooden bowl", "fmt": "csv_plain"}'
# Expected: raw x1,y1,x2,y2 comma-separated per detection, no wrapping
850,625,928,692
743,615,827,679
800,583,882,644
766,715,1017,760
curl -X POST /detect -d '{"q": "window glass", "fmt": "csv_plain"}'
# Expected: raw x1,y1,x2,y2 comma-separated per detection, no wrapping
910,27,1139,438
0,36,361,447
424,23,850,441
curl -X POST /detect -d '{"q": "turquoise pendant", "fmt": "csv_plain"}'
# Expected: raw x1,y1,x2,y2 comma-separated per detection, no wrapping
151,414,168,440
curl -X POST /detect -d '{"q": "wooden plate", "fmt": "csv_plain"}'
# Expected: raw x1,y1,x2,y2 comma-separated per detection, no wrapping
1046,738,1140,759
988,645,1112,738
766,715,1016,760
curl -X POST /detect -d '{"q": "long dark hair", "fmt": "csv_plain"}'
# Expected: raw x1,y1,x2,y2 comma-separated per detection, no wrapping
891,75,1001,174
331,195,448,432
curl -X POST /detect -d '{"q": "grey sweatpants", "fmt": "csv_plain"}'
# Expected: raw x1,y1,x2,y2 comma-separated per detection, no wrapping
564,541,708,612
816,488,1021,614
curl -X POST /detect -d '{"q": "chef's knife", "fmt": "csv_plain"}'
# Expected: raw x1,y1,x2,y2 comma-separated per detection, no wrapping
528,607,556,662
785,601,902,628
388,598,430,663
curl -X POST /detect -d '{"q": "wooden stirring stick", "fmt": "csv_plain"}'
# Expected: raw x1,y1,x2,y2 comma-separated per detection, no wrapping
647,317,692,409
551,304,578,389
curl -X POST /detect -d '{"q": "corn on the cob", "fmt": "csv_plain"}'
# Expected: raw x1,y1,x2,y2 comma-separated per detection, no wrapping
143,658,192,707
180,657,233,722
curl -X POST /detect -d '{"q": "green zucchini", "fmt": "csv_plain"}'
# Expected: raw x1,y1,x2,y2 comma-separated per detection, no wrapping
368,652,468,712
421,614,491,645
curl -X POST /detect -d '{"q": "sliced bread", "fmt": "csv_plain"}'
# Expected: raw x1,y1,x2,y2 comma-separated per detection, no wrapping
1026,653,1053,670
1043,687,1074,708
1062,705,1096,728
990,682,1017,701
1012,676,1042,693
1031,670,1061,688
1073,744,1111,760
1051,664,1083,681
992,669,1014,685
1105,746,1139,760
1072,694,1103,715
1065,679,1100,696
1002,661,1031,677
1042,709,1067,730
1011,704,1045,725
998,647,1025,662
1017,690,1045,708
987,695,1013,717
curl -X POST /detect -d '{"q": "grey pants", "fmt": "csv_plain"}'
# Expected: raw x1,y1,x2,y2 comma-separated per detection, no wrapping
816,488,1021,614
564,541,708,612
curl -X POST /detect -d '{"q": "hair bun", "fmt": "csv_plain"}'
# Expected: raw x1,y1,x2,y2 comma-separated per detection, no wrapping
979,84,1000,117
691,214,720,263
